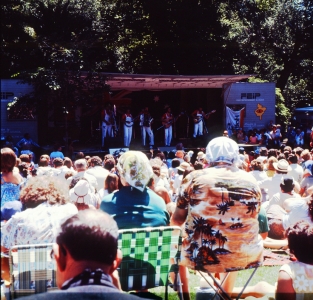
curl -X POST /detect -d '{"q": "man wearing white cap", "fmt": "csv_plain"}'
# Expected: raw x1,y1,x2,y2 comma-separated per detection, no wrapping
171,137,263,295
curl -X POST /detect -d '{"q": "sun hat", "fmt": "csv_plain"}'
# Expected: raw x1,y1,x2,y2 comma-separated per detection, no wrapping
206,136,239,165
273,159,292,172
179,162,190,170
197,151,206,160
117,151,153,192
69,180,92,204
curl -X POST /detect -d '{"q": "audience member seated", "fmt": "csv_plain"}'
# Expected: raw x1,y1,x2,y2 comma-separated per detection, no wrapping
300,163,313,196
98,173,119,199
171,137,263,297
1,176,77,282
1,147,24,207
100,151,169,229
19,210,150,300
67,159,97,193
69,179,100,209
250,159,269,202
287,153,303,183
86,156,110,192
276,221,313,300
258,159,294,199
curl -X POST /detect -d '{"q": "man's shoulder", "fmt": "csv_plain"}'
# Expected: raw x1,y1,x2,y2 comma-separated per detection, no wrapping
18,287,148,300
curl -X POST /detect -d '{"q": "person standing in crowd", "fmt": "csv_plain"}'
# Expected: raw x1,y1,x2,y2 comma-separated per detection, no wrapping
19,210,150,300
100,151,169,229
161,106,173,146
16,133,40,163
140,107,154,148
121,108,133,148
101,104,114,148
50,144,64,163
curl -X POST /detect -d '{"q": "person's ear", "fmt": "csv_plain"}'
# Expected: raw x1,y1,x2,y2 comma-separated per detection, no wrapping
109,249,122,274
53,243,67,272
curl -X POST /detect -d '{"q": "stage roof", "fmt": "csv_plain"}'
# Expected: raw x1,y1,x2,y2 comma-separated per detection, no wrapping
100,73,255,91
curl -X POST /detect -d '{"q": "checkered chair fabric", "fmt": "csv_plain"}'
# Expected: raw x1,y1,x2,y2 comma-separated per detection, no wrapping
117,226,182,295
9,243,57,299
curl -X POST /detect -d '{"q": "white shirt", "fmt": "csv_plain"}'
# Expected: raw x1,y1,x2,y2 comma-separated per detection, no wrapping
288,164,303,183
67,171,98,193
86,166,109,192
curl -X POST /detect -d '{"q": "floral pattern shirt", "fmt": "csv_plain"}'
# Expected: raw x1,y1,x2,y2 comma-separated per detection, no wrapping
280,261,313,298
1,202,78,249
1,174,23,207
177,165,263,273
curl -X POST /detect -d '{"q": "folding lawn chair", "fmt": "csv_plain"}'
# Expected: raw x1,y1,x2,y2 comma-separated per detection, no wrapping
9,243,57,299
117,226,183,300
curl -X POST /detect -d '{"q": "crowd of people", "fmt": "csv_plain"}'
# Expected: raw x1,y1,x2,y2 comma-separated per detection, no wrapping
1,133,313,299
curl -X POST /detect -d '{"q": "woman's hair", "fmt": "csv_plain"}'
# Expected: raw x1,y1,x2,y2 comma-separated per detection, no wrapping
19,154,31,163
287,221,313,264
20,176,69,208
63,157,73,169
1,147,17,172
266,156,278,171
18,162,29,178
268,148,278,158
104,159,115,171
38,157,49,167
105,173,119,194
250,160,264,171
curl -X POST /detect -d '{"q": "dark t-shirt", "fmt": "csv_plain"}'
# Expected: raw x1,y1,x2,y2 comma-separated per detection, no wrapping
100,186,169,229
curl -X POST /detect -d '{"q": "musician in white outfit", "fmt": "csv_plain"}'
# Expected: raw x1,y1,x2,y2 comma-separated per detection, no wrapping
101,105,114,147
122,108,133,147
161,107,173,146
191,107,215,137
140,107,154,147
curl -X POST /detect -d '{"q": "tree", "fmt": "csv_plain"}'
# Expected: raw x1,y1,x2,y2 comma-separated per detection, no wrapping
219,0,313,109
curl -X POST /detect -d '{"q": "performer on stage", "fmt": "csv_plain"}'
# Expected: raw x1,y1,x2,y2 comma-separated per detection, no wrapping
140,107,154,148
192,107,215,137
161,106,173,146
122,108,133,147
101,104,114,147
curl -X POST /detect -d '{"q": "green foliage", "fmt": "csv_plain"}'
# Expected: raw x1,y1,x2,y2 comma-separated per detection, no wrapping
1,0,312,114
248,77,291,124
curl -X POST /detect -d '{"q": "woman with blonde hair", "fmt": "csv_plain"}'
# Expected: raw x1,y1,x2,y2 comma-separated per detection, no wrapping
266,156,278,177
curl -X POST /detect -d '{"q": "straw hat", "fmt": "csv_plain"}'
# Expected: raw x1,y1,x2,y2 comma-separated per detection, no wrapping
273,159,292,173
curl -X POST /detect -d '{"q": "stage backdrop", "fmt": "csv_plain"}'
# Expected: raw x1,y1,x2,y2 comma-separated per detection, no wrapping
223,82,275,132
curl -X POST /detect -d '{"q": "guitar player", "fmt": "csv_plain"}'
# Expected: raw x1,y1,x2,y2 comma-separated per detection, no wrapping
191,107,216,138
121,108,133,147
161,106,174,146
140,107,154,148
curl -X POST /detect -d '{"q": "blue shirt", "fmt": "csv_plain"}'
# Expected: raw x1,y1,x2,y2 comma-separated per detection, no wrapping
100,186,169,229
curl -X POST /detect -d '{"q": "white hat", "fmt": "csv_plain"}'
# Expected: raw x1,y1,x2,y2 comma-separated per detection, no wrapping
179,162,190,170
197,151,206,160
273,159,292,173
69,180,92,204
206,137,239,165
